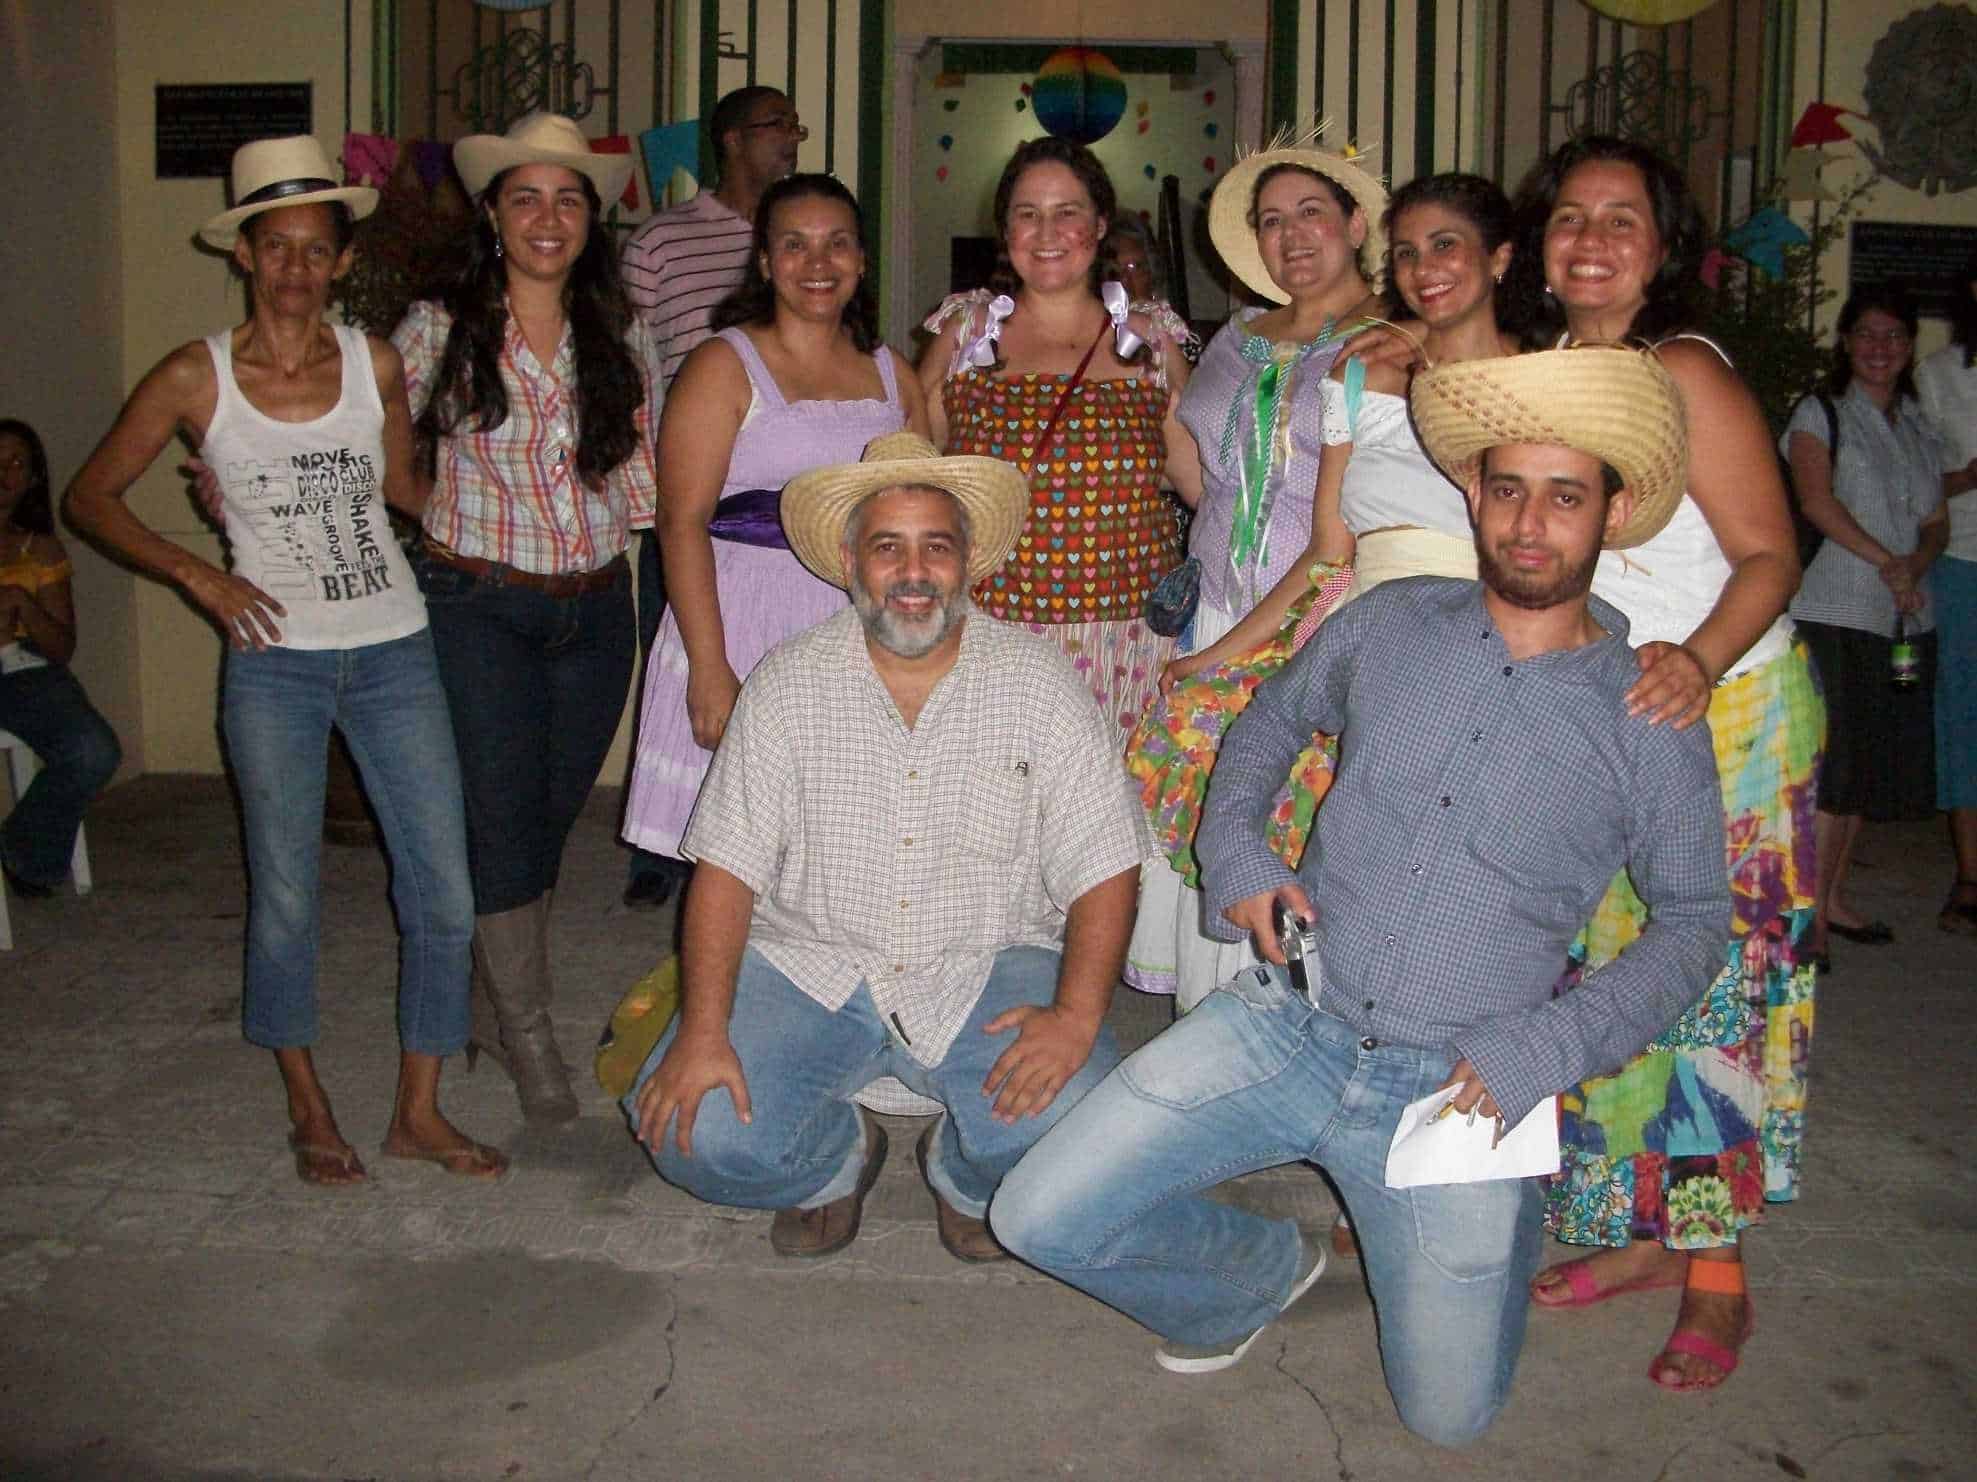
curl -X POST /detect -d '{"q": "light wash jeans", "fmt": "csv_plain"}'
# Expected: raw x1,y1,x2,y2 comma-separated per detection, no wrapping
222,630,474,1056
624,945,1120,1219
993,963,1542,1448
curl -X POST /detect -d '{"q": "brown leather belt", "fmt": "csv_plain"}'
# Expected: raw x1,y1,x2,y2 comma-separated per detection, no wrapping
424,544,626,597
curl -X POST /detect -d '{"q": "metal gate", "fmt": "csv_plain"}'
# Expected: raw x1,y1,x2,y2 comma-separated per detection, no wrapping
1268,0,1809,227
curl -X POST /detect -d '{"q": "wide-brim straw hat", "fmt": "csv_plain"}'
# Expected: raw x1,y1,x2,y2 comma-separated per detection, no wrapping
1409,344,1688,551
1207,124,1390,304
453,111,633,203
199,136,379,249
782,432,1030,589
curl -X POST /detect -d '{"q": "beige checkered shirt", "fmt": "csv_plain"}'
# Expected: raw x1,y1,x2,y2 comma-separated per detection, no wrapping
681,607,1151,1068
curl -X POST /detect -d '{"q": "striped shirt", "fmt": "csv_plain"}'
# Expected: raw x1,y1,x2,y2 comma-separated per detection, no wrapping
1785,384,1945,637
681,606,1151,1069
392,299,659,576
620,191,755,387
1198,577,1730,1126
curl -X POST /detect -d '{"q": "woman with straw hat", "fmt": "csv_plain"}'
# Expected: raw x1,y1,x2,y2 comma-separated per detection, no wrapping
391,112,660,1125
1119,128,1386,1008
64,135,504,1185
1506,135,1822,1392
917,137,1194,739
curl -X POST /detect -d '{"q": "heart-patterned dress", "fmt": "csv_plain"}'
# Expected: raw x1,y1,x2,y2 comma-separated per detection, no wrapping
925,289,1187,739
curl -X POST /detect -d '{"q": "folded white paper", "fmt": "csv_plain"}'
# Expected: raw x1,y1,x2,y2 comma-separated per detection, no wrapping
1384,1087,1560,1188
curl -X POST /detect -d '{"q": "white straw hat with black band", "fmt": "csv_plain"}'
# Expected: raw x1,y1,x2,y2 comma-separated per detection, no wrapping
199,136,379,249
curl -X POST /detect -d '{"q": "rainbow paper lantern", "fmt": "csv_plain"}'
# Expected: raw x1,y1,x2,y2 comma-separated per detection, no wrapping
1031,47,1128,145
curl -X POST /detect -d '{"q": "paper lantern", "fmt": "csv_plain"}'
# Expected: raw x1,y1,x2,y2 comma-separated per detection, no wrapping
1583,1,1719,21
1032,47,1128,145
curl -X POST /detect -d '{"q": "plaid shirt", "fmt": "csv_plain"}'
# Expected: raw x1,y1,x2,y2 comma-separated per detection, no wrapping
1198,577,1731,1125
682,607,1151,1068
392,299,659,575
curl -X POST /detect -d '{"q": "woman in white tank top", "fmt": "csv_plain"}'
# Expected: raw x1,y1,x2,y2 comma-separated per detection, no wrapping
64,136,504,1188
1505,136,1821,1394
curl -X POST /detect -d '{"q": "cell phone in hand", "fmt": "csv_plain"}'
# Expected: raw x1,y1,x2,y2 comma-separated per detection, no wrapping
1274,899,1320,997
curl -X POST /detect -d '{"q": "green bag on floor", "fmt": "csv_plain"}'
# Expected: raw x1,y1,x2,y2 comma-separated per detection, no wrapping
595,956,679,1097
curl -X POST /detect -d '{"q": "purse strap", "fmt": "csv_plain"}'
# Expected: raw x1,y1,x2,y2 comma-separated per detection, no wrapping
1030,317,1109,463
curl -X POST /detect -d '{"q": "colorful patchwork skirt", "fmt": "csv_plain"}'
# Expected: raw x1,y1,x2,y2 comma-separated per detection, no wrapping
1545,640,1826,1251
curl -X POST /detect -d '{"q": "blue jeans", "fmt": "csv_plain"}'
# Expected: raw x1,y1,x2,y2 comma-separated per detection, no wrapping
222,631,474,1055
624,945,1121,1218
993,965,1542,1448
413,549,635,913
0,663,120,887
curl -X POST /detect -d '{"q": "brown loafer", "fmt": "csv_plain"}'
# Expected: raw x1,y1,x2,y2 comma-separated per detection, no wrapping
770,1109,888,1258
916,1124,1007,1263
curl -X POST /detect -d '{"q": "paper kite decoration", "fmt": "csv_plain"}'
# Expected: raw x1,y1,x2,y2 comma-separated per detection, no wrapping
1722,207,1809,279
1777,148,1836,202
640,121,701,205
1790,102,1857,148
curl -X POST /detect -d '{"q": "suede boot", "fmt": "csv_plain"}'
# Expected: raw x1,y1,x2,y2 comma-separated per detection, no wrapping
471,897,579,1124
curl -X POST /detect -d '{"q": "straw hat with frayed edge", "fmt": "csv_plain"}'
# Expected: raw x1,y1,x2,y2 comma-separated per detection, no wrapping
1207,124,1390,304
199,136,379,249
453,111,633,204
1409,343,1689,551
781,432,1029,589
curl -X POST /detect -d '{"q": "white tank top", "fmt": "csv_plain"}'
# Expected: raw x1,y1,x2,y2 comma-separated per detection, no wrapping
1587,334,1791,679
202,325,426,650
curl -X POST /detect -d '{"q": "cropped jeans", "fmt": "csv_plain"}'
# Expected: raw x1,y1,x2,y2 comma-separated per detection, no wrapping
993,963,1543,1448
626,945,1121,1219
413,548,634,914
222,630,473,1056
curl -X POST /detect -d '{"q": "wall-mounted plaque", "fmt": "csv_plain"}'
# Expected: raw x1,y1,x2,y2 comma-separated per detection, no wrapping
1850,221,1977,319
156,83,313,180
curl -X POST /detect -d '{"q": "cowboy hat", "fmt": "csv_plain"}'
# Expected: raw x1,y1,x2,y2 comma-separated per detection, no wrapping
781,432,1029,588
1207,124,1390,304
199,136,379,249
453,111,633,204
1408,343,1689,551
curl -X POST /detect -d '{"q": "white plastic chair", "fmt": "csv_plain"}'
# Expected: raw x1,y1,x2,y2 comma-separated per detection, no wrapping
0,728,93,950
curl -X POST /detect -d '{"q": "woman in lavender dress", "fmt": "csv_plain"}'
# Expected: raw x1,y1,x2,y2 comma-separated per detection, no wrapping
623,175,927,856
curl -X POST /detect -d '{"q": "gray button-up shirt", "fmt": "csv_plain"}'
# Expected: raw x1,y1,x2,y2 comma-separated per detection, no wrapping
683,607,1151,1069
1197,577,1731,1125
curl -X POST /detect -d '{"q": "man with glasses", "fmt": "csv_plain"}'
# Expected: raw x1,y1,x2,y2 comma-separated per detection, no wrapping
618,86,802,908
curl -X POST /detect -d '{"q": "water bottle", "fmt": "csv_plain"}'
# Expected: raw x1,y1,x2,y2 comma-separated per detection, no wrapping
1890,614,1919,690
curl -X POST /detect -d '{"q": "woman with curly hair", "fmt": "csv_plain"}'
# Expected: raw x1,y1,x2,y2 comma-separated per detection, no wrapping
392,113,660,1124
1507,135,1821,1393
918,137,1193,738
621,172,926,857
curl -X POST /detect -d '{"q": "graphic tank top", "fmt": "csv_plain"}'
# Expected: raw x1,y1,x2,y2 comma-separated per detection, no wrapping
202,325,425,650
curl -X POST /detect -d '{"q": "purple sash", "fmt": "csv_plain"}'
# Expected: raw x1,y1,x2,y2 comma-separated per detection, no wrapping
707,488,788,549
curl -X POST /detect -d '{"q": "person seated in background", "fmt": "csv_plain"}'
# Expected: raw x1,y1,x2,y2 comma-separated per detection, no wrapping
625,432,1146,1263
0,418,121,899
992,346,1732,1446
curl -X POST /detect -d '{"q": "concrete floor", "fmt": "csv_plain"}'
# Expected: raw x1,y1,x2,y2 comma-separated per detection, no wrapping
0,775,1971,1481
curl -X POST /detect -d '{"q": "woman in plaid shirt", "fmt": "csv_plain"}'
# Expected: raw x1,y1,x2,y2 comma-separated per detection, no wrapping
394,114,662,1125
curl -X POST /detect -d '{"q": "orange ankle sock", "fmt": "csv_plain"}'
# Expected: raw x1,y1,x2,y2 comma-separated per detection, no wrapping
1684,1257,1746,1295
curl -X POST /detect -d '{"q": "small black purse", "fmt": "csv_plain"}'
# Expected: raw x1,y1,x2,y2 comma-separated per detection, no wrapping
1143,556,1202,638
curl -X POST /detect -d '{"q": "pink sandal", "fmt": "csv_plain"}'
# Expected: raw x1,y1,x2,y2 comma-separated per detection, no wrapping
1529,1255,1685,1309
1648,1258,1753,1392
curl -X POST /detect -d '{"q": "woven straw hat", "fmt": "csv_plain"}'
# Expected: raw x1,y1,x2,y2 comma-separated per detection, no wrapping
453,111,633,203
1207,125,1390,304
1409,344,1689,551
781,432,1030,588
199,136,378,249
